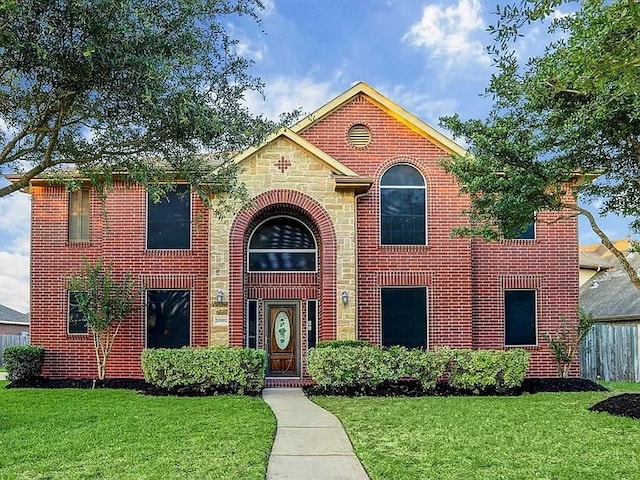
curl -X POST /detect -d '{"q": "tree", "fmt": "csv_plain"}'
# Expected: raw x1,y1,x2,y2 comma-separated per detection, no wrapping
0,0,285,211
68,258,137,380
440,0,640,289
543,309,594,378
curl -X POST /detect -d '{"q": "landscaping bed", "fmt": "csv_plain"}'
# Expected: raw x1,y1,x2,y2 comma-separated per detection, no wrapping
6,377,261,396
590,393,640,419
304,377,608,397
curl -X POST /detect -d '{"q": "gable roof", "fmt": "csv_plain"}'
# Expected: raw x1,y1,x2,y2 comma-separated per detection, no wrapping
580,250,640,321
291,82,468,157
0,304,29,324
233,127,360,177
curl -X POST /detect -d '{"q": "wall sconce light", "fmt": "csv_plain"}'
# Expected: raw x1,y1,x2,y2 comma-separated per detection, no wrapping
216,289,225,303
341,290,349,305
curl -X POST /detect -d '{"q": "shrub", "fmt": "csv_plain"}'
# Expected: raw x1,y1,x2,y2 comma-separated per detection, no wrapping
3,345,45,381
141,346,267,394
308,345,393,387
315,340,369,349
448,349,530,393
307,345,449,391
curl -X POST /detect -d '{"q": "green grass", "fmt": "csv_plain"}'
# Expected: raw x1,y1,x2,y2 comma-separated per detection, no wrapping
600,380,640,392
314,392,640,480
0,381,275,479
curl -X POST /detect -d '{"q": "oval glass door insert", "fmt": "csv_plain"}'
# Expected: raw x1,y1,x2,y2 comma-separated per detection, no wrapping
275,311,291,350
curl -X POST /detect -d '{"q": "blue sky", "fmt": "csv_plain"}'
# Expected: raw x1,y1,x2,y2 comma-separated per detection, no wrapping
0,0,635,313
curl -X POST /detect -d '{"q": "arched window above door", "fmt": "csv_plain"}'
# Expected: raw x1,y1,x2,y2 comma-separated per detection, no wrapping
248,216,317,272
380,164,426,245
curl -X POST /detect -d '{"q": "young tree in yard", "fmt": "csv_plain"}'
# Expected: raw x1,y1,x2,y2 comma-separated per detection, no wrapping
440,0,640,289
0,0,285,211
544,309,594,378
68,258,137,380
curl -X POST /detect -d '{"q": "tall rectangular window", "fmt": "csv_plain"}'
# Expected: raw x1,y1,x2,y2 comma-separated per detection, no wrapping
68,291,88,334
307,300,317,349
381,287,427,348
505,290,537,346
147,290,190,348
147,185,191,249
69,189,90,242
246,300,258,349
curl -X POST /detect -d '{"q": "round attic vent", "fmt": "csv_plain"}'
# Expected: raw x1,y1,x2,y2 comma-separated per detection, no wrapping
347,124,371,148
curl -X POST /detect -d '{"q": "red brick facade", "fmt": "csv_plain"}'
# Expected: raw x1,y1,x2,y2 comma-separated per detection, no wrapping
24,84,579,379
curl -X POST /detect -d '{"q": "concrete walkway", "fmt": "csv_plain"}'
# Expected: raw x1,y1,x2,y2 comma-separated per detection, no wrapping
262,388,370,480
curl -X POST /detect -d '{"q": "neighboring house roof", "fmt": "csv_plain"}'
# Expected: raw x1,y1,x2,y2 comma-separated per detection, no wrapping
0,304,29,324
580,246,640,321
579,239,631,270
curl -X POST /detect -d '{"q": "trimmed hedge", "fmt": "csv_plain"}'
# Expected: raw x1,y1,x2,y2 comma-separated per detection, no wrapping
141,346,267,394
448,348,530,393
308,345,449,391
307,345,530,394
3,345,45,381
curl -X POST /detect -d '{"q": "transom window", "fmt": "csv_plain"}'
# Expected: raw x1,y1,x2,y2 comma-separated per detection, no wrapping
248,217,317,272
380,164,426,245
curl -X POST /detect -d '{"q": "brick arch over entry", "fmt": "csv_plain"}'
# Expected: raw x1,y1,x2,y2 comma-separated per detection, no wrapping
228,189,338,348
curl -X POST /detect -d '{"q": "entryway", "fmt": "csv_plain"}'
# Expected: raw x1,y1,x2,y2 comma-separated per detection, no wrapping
266,302,300,377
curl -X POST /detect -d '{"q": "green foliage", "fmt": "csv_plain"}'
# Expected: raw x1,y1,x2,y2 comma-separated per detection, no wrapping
0,0,293,212
68,258,137,379
308,345,450,391
544,309,595,377
315,340,370,349
141,346,267,394
440,0,640,288
3,345,44,381
448,349,530,393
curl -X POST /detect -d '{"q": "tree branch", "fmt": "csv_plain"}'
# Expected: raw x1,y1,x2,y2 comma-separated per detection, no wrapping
568,204,640,290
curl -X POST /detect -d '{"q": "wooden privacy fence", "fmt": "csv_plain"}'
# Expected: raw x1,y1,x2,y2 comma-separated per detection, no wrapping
0,334,30,367
580,322,640,382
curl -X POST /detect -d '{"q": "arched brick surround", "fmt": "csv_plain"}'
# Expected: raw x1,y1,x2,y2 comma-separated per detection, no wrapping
228,190,338,356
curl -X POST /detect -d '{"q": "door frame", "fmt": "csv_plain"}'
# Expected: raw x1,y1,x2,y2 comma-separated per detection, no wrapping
264,300,301,378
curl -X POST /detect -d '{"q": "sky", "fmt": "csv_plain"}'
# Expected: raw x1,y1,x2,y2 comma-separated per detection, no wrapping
0,0,635,313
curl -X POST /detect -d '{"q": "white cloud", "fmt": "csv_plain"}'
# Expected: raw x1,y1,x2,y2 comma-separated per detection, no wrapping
0,252,29,313
0,191,31,312
236,38,267,62
245,77,339,120
381,84,459,127
403,0,489,69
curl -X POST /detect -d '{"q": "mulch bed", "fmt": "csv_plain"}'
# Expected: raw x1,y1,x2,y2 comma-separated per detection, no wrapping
5,377,260,396
590,394,640,420
303,377,609,397
7,376,636,419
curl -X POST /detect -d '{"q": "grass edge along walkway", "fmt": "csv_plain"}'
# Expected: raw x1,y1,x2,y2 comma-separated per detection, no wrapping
313,389,640,480
0,382,276,479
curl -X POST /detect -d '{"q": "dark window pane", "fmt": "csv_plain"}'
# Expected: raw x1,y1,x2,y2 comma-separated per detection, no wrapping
249,252,316,271
247,300,257,349
68,291,88,334
307,300,317,349
517,223,535,240
382,287,426,348
380,164,425,186
249,217,315,249
147,290,190,348
381,189,425,245
147,185,190,249
505,290,536,345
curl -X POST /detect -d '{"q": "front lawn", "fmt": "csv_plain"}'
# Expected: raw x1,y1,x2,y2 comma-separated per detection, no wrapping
314,392,640,480
0,382,275,479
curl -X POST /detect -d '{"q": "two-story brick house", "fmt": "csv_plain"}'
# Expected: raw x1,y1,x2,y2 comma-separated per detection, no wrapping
11,83,579,383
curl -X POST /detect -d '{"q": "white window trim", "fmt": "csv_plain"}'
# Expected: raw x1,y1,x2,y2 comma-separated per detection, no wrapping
504,289,538,347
